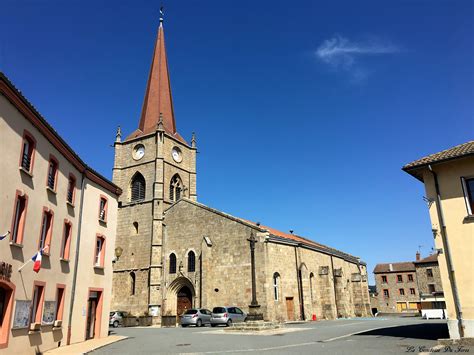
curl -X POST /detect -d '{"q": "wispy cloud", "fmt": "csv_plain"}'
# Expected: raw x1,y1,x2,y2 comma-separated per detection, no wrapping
315,35,399,82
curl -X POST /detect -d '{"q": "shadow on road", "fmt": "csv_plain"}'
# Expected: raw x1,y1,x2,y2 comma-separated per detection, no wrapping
355,323,448,340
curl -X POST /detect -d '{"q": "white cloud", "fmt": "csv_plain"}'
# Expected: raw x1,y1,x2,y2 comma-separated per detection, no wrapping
315,35,399,82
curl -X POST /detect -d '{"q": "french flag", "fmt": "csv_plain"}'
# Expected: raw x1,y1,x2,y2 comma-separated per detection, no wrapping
32,251,42,273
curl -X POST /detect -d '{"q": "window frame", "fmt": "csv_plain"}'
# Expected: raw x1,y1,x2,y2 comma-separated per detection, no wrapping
169,253,177,274
130,272,136,296
94,234,106,268
397,274,403,283
38,207,54,255
30,281,46,325
383,289,389,298
461,177,474,216
10,190,28,245
0,279,15,349
410,288,416,295
130,172,146,202
55,284,66,321
426,268,433,278
67,173,77,206
428,284,436,294
187,251,196,272
408,274,414,282
18,130,36,174
381,275,387,284
98,195,108,223
169,174,183,202
399,288,405,296
60,219,72,261
46,155,59,192
273,272,280,301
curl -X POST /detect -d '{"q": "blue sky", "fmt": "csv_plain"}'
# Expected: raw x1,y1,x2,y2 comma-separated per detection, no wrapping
1,1,473,283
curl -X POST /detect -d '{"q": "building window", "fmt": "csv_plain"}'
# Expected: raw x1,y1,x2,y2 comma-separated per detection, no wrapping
408,274,414,282
383,289,389,298
410,288,416,295
461,177,474,215
94,235,106,267
131,172,146,202
169,253,177,274
39,209,54,254
381,275,387,283
130,272,136,296
309,273,315,303
47,156,59,191
399,288,405,296
133,222,139,234
426,268,433,278
67,174,76,205
30,283,45,325
19,131,36,173
55,286,65,321
0,281,15,347
60,221,72,260
428,284,436,293
98,196,108,222
397,275,403,283
11,191,28,245
187,251,195,272
169,174,182,202
273,273,280,301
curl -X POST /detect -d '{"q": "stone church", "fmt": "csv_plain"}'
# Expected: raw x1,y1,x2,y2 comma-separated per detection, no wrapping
111,18,371,323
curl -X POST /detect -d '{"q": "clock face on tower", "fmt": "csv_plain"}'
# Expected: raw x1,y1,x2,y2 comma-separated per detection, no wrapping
133,144,145,160
172,147,182,163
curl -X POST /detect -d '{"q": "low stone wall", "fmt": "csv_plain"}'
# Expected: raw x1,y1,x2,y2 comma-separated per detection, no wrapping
123,316,153,327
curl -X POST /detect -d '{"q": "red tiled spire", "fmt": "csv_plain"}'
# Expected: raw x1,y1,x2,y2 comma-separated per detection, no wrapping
138,22,176,135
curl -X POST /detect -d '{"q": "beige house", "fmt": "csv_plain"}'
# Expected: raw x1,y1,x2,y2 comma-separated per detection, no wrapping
404,141,474,339
0,73,121,354
111,18,371,323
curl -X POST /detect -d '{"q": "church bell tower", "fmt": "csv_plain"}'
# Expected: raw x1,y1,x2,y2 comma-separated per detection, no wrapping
111,14,197,317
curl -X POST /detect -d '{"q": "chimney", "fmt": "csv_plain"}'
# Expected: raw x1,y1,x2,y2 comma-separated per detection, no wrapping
389,263,393,272
416,251,421,261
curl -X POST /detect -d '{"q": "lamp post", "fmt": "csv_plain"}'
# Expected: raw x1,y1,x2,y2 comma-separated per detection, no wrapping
247,232,263,321
113,246,123,263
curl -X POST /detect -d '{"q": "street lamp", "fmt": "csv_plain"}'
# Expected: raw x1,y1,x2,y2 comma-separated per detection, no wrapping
113,246,123,263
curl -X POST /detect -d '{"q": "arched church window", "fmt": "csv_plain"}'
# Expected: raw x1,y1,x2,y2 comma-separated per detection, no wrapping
273,272,280,301
169,253,177,274
169,174,182,202
131,172,146,202
188,251,195,272
130,272,136,296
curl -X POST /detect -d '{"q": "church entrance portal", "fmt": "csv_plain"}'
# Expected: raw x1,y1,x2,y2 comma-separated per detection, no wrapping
177,286,192,316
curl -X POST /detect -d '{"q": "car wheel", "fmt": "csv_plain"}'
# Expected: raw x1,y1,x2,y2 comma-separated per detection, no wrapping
196,319,202,327
226,319,233,327
181,324,188,328
113,320,119,328
211,324,217,327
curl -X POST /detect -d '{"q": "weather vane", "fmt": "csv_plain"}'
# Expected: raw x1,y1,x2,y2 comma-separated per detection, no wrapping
159,6,164,24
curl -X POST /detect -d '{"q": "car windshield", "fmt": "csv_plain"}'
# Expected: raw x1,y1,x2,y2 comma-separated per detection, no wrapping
184,309,198,315
213,307,226,313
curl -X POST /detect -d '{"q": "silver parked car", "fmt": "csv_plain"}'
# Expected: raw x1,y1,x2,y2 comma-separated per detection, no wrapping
210,306,247,327
109,311,128,328
180,309,212,327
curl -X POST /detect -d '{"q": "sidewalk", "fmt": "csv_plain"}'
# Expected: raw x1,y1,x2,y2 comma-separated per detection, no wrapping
44,335,128,355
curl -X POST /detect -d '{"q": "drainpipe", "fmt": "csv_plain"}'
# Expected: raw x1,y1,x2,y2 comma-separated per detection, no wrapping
67,172,86,345
330,255,339,318
428,164,464,338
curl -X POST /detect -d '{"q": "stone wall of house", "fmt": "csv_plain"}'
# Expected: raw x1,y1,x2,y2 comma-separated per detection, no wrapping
374,271,419,313
415,262,443,295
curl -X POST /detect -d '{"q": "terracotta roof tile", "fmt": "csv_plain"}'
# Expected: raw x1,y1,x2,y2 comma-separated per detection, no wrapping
373,262,415,273
415,254,438,264
403,141,474,171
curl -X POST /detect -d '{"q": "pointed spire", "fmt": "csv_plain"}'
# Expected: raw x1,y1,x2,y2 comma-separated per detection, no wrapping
138,15,176,136
191,132,196,148
115,125,122,143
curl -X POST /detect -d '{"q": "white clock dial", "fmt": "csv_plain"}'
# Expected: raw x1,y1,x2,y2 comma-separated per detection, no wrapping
172,147,182,163
133,144,145,160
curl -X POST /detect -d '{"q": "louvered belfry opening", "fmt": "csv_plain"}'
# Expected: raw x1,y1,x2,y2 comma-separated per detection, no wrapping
131,172,146,202
169,174,182,202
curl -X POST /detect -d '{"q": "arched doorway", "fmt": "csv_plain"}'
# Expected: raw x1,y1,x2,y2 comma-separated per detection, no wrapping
176,286,192,317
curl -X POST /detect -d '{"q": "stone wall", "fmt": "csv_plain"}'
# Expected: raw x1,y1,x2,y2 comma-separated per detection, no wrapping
374,271,419,313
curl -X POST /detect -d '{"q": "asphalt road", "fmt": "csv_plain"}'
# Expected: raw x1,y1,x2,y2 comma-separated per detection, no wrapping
92,318,471,355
